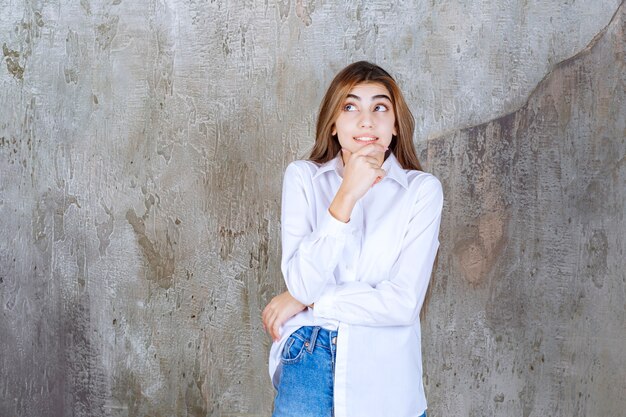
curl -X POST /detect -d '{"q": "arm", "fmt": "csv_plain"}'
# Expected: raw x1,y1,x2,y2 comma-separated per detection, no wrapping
263,147,385,340
282,145,387,305
280,162,361,305
312,176,443,327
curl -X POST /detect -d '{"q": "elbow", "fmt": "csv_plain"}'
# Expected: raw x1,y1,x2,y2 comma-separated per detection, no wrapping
367,305,416,327
285,285,317,306
394,308,419,326
383,290,421,326
283,272,324,306
282,259,330,306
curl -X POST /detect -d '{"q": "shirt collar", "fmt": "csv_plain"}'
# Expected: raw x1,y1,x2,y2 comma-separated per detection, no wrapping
312,152,409,189
312,153,343,180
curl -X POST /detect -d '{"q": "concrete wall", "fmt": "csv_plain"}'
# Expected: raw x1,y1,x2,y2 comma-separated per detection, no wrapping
1,1,624,416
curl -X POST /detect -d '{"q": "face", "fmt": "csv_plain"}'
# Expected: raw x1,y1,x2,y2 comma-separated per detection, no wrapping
332,82,397,155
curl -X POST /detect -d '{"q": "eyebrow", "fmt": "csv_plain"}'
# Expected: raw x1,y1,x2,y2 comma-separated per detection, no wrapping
346,93,392,102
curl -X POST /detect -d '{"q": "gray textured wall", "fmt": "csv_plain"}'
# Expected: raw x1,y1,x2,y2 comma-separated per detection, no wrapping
1,1,624,416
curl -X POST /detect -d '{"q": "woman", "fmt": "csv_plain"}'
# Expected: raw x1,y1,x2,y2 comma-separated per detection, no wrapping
262,61,443,417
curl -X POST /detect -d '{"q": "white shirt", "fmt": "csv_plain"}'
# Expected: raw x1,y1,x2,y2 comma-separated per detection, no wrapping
268,152,443,417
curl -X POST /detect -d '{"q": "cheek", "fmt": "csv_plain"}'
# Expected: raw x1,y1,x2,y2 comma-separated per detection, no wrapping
377,115,396,132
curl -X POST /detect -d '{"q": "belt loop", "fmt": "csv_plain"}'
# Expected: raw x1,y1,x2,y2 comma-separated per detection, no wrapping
307,326,320,353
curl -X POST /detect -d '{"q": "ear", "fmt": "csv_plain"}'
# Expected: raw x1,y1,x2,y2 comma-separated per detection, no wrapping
331,125,337,136
392,124,397,136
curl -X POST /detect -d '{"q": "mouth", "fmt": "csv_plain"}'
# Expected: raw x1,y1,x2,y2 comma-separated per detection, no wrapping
353,136,379,143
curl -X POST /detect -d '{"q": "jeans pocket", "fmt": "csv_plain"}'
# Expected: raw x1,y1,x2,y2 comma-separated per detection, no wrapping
280,333,307,364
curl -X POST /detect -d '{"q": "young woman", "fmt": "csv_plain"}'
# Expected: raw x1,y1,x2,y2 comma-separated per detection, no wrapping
262,61,443,417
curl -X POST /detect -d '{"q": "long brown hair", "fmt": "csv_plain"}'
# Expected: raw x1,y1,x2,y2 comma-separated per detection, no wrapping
309,61,422,171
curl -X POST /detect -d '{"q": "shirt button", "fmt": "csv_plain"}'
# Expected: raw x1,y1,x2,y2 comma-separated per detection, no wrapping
331,337,337,345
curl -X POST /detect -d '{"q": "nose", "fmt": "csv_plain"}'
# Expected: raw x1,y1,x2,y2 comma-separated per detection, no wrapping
359,111,374,129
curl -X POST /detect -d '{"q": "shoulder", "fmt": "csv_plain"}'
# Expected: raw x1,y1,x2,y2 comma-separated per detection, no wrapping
404,170,444,214
285,159,319,174
284,159,319,177
283,159,320,184
405,170,443,196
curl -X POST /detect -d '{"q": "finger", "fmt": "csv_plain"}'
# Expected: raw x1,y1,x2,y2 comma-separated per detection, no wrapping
372,171,387,186
263,307,276,335
272,322,281,341
374,168,387,178
265,314,275,339
262,313,270,333
356,142,387,156
362,155,382,166
261,304,270,324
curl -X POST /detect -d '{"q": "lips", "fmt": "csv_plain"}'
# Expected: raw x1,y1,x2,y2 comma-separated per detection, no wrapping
353,136,378,142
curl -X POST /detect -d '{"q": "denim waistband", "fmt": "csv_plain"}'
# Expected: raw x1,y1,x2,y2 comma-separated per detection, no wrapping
289,326,338,352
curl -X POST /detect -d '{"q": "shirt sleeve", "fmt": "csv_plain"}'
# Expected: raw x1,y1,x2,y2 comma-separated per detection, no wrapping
281,162,361,305
313,175,443,326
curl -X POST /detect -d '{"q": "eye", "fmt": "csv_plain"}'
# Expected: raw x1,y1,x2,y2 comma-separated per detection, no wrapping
374,104,389,112
343,103,357,112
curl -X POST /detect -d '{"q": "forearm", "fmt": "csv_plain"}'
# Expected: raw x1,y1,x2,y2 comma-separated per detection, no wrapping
328,188,357,223
312,269,434,327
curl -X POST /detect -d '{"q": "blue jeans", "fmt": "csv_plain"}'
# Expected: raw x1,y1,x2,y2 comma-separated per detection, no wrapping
272,326,338,417
272,326,426,417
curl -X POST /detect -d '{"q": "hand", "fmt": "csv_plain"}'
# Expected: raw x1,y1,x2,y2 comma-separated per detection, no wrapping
262,291,307,342
340,144,387,202
328,144,387,223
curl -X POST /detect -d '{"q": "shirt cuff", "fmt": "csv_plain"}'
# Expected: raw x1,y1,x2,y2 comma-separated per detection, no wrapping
315,208,358,238
313,284,336,319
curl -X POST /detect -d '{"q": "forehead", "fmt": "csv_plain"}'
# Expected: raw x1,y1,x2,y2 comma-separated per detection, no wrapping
347,82,392,99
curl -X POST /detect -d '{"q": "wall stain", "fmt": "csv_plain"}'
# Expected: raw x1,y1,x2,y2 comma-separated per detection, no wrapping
95,15,119,51
54,192,81,243
277,0,290,20
112,371,145,416
2,43,24,80
453,210,509,286
64,30,81,84
583,229,609,289
248,217,270,274
80,0,91,15
219,226,245,260
126,208,176,289
62,292,108,416
295,0,315,26
96,203,114,256
519,383,536,417
184,379,206,417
